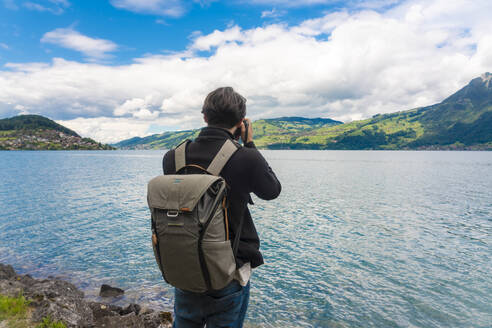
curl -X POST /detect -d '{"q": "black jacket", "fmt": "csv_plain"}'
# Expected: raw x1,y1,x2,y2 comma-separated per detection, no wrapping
162,127,281,268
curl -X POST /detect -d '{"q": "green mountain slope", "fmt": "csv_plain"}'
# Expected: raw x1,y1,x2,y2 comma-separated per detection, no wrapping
115,129,201,150
115,73,492,150
316,72,492,150
0,114,114,150
114,117,343,149
0,114,79,136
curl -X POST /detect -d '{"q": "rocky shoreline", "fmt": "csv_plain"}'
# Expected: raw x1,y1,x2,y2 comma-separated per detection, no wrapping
0,263,172,328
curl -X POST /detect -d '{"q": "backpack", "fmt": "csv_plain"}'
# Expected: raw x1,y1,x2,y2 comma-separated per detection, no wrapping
147,138,243,293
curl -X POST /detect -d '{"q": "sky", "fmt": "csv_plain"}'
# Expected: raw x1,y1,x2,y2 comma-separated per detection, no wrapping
0,0,491,143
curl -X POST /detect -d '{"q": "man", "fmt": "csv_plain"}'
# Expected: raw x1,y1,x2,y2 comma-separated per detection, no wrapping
162,87,281,328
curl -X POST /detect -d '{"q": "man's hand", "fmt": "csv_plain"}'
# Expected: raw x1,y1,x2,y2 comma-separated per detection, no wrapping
241,118,253,144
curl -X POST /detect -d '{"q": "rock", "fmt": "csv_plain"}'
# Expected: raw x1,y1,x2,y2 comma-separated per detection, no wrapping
120,303,141,315
24,278,84,300
139,306,155,315
17,274,36,286
0,263,172,328
0,264,15,280
159,311,173,325
0,279,24,297
23,278,94,327
139,311,173,328
97,312,146,328
88,302,121,320
31,297,94,328
99,284,125,297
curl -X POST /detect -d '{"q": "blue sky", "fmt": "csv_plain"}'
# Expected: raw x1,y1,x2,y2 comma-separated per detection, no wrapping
0,0,491,142
0,0,372,65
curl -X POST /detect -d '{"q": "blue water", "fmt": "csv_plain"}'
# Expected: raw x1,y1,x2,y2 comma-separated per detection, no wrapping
0,150,491,328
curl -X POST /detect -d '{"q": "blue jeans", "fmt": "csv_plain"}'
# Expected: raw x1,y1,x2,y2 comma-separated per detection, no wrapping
172,280,250,328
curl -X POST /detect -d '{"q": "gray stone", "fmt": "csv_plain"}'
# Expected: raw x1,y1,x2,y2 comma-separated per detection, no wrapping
0,264,15,280
31,296,94,328
22,278,93,327
0,279,24,297
88,302,121,320
120,303,141,315
0,263,172,328
99,284,124,297
24,278,84,300
97,312,146,328
139,311,173,328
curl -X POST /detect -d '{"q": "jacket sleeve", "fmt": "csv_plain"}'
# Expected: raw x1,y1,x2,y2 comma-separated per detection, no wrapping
162,150,175,174
247,144,281,200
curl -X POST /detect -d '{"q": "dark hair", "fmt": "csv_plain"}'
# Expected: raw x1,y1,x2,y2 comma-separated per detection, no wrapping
201,87,246,128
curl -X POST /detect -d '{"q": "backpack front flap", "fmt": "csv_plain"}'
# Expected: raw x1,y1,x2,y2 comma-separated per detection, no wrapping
147,174,229,292
148,174,223,214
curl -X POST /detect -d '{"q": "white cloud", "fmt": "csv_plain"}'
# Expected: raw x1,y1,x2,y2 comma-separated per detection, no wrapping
41,28,118,59
56,115,199,143
0,43,9,50
191,26,243,51
155,18,168,25
50,0,70,6
261,8,286,18
23,0,70,14
114,97,161,119
244,0,335,7
110,0,187,17
1,0,491,143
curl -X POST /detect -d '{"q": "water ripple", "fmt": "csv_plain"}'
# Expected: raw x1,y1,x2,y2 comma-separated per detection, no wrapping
0,150,491,328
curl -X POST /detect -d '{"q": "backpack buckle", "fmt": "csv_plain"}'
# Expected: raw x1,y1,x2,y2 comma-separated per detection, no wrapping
167,210,179,217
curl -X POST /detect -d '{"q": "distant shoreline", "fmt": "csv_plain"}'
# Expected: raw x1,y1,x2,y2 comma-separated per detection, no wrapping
2,148,491,151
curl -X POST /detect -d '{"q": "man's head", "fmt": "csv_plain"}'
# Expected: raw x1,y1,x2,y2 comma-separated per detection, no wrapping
202,87,246,128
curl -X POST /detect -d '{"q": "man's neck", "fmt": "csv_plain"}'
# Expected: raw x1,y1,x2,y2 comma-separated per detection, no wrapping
207,125,237,136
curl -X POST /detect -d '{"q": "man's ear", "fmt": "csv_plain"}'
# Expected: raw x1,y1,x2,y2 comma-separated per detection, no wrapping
235,119,244,129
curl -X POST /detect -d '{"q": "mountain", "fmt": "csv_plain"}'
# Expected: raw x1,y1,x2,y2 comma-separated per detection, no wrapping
0,115,79,136
115,73,491,150
114,130,201,150
251,117,343,148
0,115,114,150
113,117,343,149
315,72,492,150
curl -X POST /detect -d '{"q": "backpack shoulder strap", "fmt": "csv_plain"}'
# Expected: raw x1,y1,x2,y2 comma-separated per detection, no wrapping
174,139,190,173
207,139,240,176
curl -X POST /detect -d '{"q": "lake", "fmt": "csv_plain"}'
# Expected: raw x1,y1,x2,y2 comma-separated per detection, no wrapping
0,150,491,328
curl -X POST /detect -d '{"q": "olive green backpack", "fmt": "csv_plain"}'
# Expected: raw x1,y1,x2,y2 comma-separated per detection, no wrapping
147,139,242,293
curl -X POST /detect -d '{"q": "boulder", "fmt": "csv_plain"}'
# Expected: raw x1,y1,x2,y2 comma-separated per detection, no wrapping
120,303,141,315
0,279,24,297
139,311,173,328
99,284,124,297
0,264,15,280
88,302,121,320
31,297,94,328
24,278,94,327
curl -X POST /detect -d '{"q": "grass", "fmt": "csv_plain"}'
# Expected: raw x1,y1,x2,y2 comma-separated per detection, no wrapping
0,294,30,322
35,317,66,328
0,294,66,328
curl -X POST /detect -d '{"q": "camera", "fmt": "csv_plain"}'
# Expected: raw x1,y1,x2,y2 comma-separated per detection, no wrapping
234,120,249,144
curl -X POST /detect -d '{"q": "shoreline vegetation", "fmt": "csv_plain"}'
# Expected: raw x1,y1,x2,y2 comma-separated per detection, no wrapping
0,263,172,328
